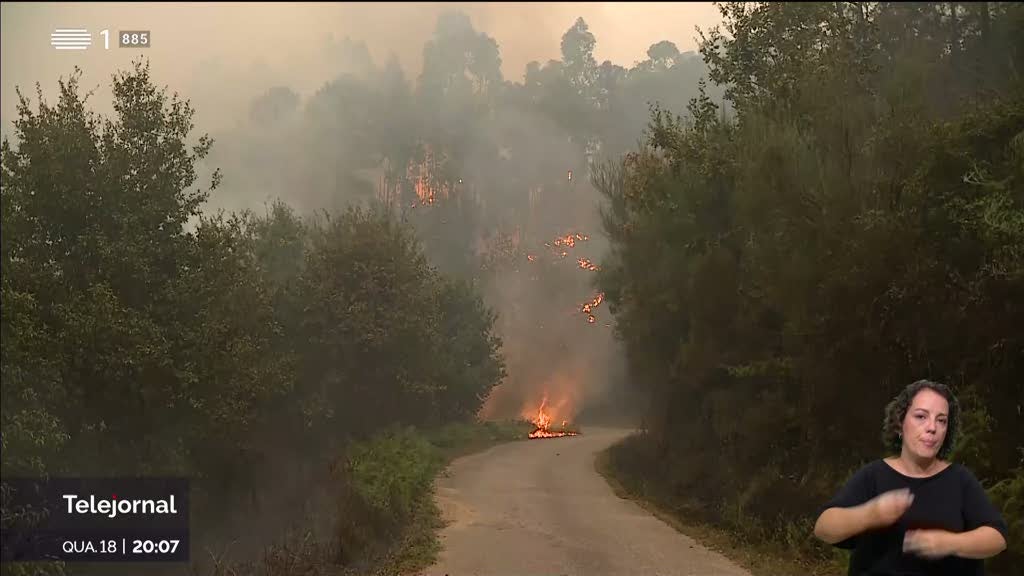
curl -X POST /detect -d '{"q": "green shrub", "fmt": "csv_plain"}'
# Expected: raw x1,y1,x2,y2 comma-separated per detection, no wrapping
425,420,533,454
988,466,1023,575
347,427,443,525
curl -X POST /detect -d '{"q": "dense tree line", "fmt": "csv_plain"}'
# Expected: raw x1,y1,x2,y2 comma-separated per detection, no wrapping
206,13,720,270
597,2,1022,572
2,12,709,568
9,3,1013,572
0,62,504,568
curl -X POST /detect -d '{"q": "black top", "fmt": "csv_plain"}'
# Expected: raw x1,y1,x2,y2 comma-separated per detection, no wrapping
821,459,1009,576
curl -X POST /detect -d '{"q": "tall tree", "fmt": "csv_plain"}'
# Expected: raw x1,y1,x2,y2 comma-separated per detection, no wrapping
561,17,598,98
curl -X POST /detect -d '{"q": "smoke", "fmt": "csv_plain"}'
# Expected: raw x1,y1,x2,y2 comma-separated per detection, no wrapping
1,3,721,132
2,3,718,432
0,3,721,565
0,6,726,569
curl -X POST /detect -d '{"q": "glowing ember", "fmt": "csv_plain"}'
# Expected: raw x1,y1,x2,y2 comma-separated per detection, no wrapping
553,232,589,249
527,254,537,262
529,428,579,439
580,295,603,313
527,396,580,439
544,232,590,262
577,257,599,271
580,292,605,325
407,147,452,206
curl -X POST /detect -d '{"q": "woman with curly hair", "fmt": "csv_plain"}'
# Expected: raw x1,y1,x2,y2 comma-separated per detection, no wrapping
813,379,1008,575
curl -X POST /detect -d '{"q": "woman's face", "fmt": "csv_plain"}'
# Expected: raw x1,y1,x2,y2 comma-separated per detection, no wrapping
901,388,949,460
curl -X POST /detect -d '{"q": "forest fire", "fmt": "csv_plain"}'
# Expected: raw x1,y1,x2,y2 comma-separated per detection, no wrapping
580,292,604,313
553,232,588,249
526,396,580,439
577,257,599,271
408,146,450,206
417,187,436,205
580,292,605,324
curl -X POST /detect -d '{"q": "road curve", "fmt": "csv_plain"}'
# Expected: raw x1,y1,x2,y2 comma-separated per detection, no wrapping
421,427,751,576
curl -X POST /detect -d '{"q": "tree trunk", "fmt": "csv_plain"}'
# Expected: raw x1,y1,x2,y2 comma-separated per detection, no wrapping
978,2,993,85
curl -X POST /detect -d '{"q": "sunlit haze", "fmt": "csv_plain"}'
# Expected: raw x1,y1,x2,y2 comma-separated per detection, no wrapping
1,2,722,131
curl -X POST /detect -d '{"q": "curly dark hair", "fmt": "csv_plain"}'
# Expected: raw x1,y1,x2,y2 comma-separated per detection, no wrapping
882,379,960,460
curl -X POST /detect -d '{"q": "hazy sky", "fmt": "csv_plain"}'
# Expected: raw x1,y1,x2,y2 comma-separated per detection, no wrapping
1,2,723,132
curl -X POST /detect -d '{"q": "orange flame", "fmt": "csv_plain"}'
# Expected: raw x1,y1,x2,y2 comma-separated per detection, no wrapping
580,292,605,325
548,233,589,261
580,293,603,313
529,428,579,439
527,395,580,439
577,257,599,271
527,254,537,262
530,397,552,429
553,232,590,248
408,146,452,206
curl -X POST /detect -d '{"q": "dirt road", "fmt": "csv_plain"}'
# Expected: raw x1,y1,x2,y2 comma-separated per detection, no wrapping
423,427,751,576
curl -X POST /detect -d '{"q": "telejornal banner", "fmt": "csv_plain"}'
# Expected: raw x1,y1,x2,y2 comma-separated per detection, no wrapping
1,477,189,562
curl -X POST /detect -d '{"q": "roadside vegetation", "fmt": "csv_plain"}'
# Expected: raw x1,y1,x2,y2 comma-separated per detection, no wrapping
595,4,1023,575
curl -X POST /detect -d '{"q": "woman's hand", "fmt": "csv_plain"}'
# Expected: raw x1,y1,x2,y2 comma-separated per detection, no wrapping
906,526,1007,560
868,488,914,527
814,488,916,545
903,529,957,559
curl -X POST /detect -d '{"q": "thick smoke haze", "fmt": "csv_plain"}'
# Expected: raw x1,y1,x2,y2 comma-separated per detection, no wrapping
1,2,724,426
2,2,721,131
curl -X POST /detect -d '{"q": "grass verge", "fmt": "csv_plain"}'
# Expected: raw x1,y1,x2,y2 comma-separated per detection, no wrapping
595,434,844,576
191,420,532,576
356,420,534,576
